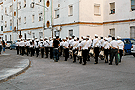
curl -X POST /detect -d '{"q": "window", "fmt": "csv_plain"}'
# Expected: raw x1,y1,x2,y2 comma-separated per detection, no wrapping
94,4,100,16
1,26,3,31
110,28,115,37
24,17,26,24
33,33,35,38
39,13,42,21
24,0,26,8
1,5,3,10
10,5,13,13
10,19,12,26
54,9,59,18
110,2,115,14
18,2,21,10
5,21,7,28
39,32,43,38
54,31,60,37
5,35,7,41
69,30,73,36
130,26,135,39
18,17,21,25
10,35,11,41
1,15,3,20
5,7,7,14
32,15,34,23
68,5,73,16
131,0,135,11
39,0,42,2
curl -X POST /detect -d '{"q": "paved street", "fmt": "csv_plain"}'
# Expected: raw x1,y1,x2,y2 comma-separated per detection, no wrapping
0,50,135,90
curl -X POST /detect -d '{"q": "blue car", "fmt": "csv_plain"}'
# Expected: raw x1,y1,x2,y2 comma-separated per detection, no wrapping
121,38,135,57
10,43,17,50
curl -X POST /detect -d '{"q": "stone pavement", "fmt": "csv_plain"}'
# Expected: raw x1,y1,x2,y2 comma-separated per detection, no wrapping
0,52,30,83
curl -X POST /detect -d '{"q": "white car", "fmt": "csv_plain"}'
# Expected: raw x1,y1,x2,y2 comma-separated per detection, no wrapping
5,41,12,49
131,39,135,57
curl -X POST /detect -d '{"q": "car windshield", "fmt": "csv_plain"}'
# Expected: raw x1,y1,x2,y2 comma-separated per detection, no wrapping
131,39,135,45
6,41,12,43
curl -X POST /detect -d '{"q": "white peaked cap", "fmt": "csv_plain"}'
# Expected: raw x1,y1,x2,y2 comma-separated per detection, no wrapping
95,34,98,37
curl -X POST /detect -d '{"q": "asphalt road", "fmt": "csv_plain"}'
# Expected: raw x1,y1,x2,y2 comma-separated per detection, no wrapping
0,50,135,90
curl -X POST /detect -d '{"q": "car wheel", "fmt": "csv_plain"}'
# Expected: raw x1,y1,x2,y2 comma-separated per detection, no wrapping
123,50,126,56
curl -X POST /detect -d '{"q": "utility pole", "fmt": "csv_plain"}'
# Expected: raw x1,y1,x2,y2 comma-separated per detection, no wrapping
12,0,14,42
43,0,45,39
51,0,53,38
17,0,19,39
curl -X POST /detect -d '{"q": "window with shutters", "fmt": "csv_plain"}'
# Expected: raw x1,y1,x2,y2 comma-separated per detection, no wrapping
110,28,115,37
24,17,26,24
54,9,59,19
110,2,115,14
69,30,73,37
10,19,12,26
39,13,42,21
94,4,101,16
5,7,7,14
18,2,21,10
9,5,13,13
24,0,26,8
68,5,73,16
32,15,34,23
1,5,3,10
131,0,135,11
130,26,135,39
5,21,7,28
18,17,21,25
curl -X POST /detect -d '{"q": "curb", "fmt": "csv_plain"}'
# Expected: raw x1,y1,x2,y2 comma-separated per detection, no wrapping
0,59,31,83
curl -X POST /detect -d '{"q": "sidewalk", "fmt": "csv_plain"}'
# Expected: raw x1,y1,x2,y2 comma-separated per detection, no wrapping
0,52,31,83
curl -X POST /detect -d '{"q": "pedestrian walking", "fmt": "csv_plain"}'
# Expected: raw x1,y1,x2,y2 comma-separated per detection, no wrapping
63,38,69,61
35,39,40,57
117,36,124,63
39,39,44,58
0,37,2,54
53,36,60,62
109,37,119,65
92,34,100,64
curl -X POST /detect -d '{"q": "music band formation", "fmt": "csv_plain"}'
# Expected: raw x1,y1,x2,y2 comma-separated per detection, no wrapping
15,34,124,65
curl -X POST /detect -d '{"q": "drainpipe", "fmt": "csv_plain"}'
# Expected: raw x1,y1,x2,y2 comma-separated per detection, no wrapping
43,0,45,39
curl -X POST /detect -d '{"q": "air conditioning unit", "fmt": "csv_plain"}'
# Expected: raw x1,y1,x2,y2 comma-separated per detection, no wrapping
56,26,61,31
28,31,31,35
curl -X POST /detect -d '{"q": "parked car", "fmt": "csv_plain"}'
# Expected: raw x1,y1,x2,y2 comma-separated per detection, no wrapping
5,41,12,49
10,43,17,50
121,38,135,57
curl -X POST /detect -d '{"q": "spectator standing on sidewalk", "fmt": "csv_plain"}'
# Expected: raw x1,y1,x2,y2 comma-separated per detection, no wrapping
2,40,6,53
0,37,2,54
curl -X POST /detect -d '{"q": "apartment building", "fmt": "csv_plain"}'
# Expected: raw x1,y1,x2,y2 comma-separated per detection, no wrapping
0,0,135,42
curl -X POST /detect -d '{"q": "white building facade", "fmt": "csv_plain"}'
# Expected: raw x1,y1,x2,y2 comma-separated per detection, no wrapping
0,0,135,42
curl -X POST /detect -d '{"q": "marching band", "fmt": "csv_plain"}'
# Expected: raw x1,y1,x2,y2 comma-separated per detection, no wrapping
15,34,124,65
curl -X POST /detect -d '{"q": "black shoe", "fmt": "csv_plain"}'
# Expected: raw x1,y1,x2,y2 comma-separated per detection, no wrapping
116,63,118,65
94,62,98,64
109,63,112,65
79,62,82,64
64,60,67,61
82,63,86,65
73,61,76,63
105,61,108,63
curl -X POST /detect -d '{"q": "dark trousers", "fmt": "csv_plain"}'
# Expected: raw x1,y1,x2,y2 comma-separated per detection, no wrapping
119,49,123,62
94,47,99,63
21,46,24,56
64,48,69,61
45,47,48,58
73,49,77,62
36,48,39,57
30,48,34,57
26,46,29,56
82,49,88,64
41,48,44,58
53,48,59,61
59,46,63,56
16,46,19,55
110,49,118,64
50,47,53,59
87,48,90,61
104,49,109,62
